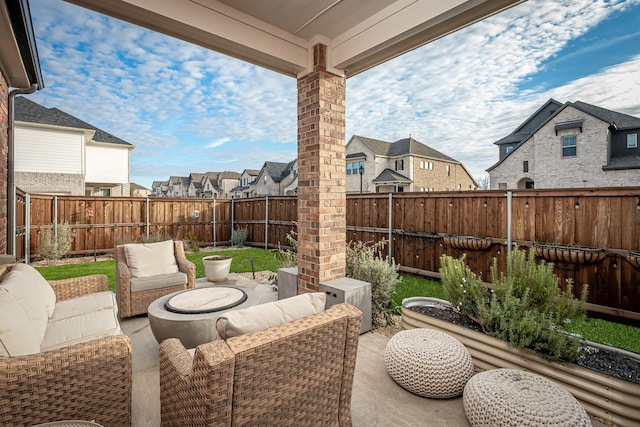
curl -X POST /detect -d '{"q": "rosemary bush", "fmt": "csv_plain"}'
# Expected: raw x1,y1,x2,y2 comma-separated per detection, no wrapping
231,227,248,247
346,240,401,327
439,248,588,362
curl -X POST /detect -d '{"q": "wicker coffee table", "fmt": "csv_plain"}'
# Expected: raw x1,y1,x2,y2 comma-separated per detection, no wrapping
149,286,250,348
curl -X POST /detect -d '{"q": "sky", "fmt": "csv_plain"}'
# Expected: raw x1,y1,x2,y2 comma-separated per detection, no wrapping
27,0,640,190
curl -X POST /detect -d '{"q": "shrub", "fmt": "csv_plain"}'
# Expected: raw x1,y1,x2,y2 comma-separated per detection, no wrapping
184,231,200,253
273,228,298,269
39,222,74,261
346,240,401,327
231,227,248,247
439,248,588,362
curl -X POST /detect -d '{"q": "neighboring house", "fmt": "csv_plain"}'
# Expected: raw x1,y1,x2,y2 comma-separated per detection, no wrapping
253,160,298,196
152,171,241,198
232,168,260,198
345,136,477,194
167,176,190,198
152,180,169,197
14,97,134,196
488,99,640,189
130,183,151,197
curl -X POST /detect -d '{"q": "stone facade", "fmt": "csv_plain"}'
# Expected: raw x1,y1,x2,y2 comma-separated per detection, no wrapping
15,171,84,195
491,105,640,189
296,44,346,293
0,73,8,253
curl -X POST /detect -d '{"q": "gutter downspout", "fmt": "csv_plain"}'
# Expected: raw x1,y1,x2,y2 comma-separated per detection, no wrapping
7,85,38,255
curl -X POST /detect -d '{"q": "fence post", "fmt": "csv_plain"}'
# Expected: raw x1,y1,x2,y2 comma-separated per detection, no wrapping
506,191,513,256
265,196,269,250
231,198,235,244
212,199,217,247
10,185,16,255
388,193,393,265
25,193,30,264
145,197,150,240
53,195,58,242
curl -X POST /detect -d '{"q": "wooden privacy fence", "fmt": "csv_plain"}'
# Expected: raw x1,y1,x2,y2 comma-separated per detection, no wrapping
17,188,640,322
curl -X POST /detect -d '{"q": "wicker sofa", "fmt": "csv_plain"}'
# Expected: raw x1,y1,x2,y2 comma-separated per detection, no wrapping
0,263,131,426
116,240,195,318
159,296,362,426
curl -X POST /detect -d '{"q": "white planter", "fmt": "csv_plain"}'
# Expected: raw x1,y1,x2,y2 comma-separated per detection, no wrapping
202,256,232,282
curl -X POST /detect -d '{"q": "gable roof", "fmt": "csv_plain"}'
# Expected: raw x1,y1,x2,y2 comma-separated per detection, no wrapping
487,99,640,172
264,160,296,183
14,96,133,147
372,168,412,184
349,135,459,163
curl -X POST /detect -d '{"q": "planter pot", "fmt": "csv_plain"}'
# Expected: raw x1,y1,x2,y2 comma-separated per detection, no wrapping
202,255,232,282
532,243,605,264
443,235,492,251
401,305,640,427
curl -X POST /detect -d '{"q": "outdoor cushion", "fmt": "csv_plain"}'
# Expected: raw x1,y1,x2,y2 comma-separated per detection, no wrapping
130,271,188,293
0,267,49,342
216,292,326,339
124,240,178,278
0,288,40,356
10,262,57,317
41,307,122,351
50,291,118,321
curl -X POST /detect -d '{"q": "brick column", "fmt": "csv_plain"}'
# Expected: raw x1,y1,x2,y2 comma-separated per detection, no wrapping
296,44,346,293
0,72,9,254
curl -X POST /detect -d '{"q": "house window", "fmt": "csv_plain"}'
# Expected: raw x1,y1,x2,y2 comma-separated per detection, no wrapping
506,146,514,154
561,135,577,157
446,165,451,176
523,161,529,173
264,176,267,183
395,160,404,170
498,183,507,189
99,188,111,197
420,161,425,169
429,162,433,170
628,134,638,149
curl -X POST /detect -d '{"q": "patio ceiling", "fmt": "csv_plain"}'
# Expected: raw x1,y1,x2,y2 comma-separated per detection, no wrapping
64,0,524,78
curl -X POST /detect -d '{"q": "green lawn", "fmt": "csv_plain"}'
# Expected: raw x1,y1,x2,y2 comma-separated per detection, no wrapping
35,248,280,292
35,250,640,354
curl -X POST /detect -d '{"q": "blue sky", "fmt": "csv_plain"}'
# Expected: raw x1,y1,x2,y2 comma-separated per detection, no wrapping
28,0,640,190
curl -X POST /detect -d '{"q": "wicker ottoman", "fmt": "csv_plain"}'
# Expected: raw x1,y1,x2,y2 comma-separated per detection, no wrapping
463,369,592,427
384,328,474,398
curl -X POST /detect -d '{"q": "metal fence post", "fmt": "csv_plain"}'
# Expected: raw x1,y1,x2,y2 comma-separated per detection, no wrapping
212,199,217,247
10,185,16,256
265,196,269,250
231,198,235,244
145,197,150,240
506,191,513,256
53,195,58,241
388,193,393,265
25,193,30,264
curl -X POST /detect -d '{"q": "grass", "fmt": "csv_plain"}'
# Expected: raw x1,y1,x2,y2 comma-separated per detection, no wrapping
35,250,640,354
35,247,281,292
394,273,640,354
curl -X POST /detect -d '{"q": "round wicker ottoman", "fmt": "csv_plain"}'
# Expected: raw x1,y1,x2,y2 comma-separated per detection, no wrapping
463,369,592,427
384,328,474,398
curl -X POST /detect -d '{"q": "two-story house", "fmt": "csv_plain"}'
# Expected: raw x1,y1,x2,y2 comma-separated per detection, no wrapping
488,99,640,189
345,135,476,194
14,97,134,196
232,169,260,198
253,160,297,196
151,180,169,197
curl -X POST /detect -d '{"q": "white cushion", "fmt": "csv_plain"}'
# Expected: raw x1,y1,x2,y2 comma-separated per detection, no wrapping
10,263,57,317
41,308,122,351
124,240,179,278
51,291,117,321
216,292,326,339
0,267,49,342
0,288,40,356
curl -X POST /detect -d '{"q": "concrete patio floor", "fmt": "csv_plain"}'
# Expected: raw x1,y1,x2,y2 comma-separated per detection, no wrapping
121,275,606,427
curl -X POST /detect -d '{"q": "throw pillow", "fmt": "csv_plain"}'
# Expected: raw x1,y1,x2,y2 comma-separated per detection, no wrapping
124,240,179,278
0,288,40,356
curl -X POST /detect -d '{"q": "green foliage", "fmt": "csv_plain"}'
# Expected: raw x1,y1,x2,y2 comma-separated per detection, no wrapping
439,248,588,362
272,228,298,269
392,275,445,306
39,222,74,261
230,227,248,247
564,317,640,354
184,231,200,253
346,240,401,327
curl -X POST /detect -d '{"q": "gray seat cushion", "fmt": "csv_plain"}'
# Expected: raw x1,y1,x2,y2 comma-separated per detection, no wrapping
130,271,188,292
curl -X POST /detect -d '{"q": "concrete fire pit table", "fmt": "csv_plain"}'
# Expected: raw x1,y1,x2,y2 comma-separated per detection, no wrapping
148,285,258,348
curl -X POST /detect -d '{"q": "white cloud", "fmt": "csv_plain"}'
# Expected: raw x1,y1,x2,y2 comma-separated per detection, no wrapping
206,137,231,149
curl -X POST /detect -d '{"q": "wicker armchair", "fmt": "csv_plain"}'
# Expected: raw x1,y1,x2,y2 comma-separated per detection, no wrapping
0,274,132,426
116,240,195,318
160,303,362,426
